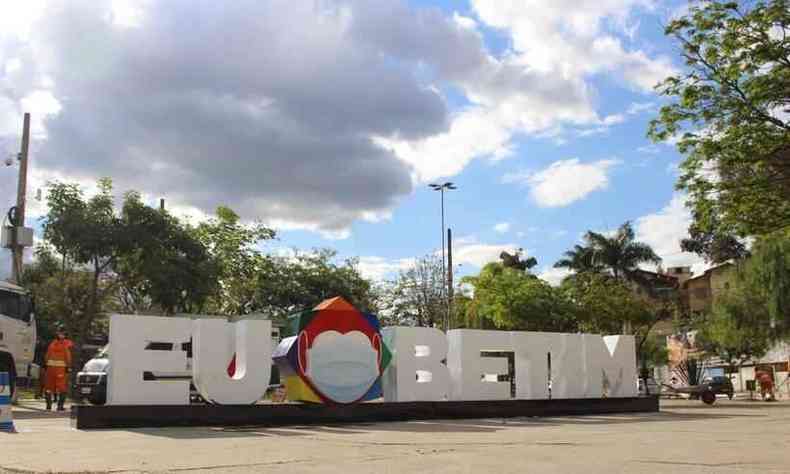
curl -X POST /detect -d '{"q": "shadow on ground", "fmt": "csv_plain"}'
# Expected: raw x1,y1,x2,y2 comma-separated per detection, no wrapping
11,402,71,420
123,409,756,440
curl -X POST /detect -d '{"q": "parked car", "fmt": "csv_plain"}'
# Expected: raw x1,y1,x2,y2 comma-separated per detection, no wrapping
75,346,109,405
703,375,735,399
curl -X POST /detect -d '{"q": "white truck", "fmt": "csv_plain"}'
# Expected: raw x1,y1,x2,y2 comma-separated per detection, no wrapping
0,280,36,398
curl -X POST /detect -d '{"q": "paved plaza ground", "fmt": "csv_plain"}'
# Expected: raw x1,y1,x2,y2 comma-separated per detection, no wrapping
2,399,789,474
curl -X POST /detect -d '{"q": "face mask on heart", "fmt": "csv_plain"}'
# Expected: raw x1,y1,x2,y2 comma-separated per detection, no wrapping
302,330,380,403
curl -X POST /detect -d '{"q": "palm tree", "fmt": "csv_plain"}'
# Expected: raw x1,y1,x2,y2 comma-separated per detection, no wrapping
583,221,661,281
554,222,662,334
554,244,602,273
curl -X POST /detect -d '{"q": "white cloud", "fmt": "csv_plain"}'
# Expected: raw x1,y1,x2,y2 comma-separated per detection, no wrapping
0,0,45,40
470,0,675,91
109,0,147,28
634,193,708,275
503,158,619,207
538,266,572,286
452,237,520,268
627,101,655,115
0,0,677,236
379,0,675,183
493,222,511,234
637,144,660,154
20,90,62,137
356,256,415,281
602,113,626,125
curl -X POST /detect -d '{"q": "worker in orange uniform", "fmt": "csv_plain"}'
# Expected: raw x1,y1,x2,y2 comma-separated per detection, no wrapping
757,371,775,401
44,328,72,411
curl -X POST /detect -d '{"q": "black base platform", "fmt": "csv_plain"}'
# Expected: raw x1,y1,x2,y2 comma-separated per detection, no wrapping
72,396,658,429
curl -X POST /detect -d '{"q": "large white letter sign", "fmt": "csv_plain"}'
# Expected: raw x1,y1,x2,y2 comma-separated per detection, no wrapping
382,327,450,402
447,330,512,401
583,335,637,398
107,315,191,405
511,332,552,400
512,332,587,399
192,318,272,404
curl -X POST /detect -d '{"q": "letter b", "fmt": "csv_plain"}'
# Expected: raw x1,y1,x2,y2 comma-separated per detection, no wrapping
382,327,450,402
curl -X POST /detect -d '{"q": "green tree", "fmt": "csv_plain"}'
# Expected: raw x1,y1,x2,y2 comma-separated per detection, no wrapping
379,254,446,327
582,222,662,281
255,249,377,322
693,230,789,370
680,213,749,264
553,244,602,274
114,192,218,315
562,273,675,368
741,229,790,334
462,263,578,332
21,245,70,348
42,179,126,372
22,245,111,395
648,0,790,243
639,336,670,371
499,249,538,272
695,288,772,372
192,206,275,316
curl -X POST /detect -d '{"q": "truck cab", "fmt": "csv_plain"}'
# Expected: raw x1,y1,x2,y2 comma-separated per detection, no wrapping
0,280,36,398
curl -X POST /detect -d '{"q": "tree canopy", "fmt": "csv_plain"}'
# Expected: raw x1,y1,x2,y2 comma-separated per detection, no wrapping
254,249,377,322
462,262,578,332
378,254,446,328
26,179,380,358
554,222,661,285
649,0,790,249
560,272,675,367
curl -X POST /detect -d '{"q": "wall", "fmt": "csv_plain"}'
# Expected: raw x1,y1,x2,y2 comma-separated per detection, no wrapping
685,277,711,313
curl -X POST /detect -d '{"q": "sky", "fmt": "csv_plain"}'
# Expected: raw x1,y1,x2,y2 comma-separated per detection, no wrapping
0,0,707,285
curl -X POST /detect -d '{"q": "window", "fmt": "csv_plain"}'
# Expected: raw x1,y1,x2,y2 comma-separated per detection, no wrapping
0,290,31,322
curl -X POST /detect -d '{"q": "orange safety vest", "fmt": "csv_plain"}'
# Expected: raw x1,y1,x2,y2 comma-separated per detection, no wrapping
44,339,73,393
45,339,73,369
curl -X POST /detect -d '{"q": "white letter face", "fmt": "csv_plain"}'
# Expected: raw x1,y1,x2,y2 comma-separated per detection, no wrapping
382,327,450,402
447,330,512,401
585,335,637,398
192,319,272,405
511,332,585,400
107,315,191,405
511,332,550,400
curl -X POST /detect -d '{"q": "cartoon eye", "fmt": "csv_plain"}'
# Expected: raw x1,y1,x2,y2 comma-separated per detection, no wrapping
297,331,309,373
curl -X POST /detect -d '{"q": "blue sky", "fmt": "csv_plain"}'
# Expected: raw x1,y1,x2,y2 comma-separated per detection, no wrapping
0,0,703,284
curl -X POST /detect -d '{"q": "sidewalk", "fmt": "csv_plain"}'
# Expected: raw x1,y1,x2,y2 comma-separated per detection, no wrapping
2,399,790,474
11,399,71,420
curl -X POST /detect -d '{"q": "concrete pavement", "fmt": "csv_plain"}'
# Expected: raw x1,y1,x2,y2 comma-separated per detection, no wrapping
2,399,789,474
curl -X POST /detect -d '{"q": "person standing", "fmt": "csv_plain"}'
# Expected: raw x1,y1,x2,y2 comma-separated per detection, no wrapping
757,370,775,401
43,328,72,411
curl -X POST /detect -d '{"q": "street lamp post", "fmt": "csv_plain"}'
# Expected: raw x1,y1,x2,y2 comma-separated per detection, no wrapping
429,182,456,331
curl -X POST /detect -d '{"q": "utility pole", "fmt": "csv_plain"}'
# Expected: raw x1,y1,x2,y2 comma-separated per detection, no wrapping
11,113,31,284
429,182,456,331
447,227,453,330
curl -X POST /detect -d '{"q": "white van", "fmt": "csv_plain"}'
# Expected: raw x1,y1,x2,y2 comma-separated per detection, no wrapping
0,280,37,398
